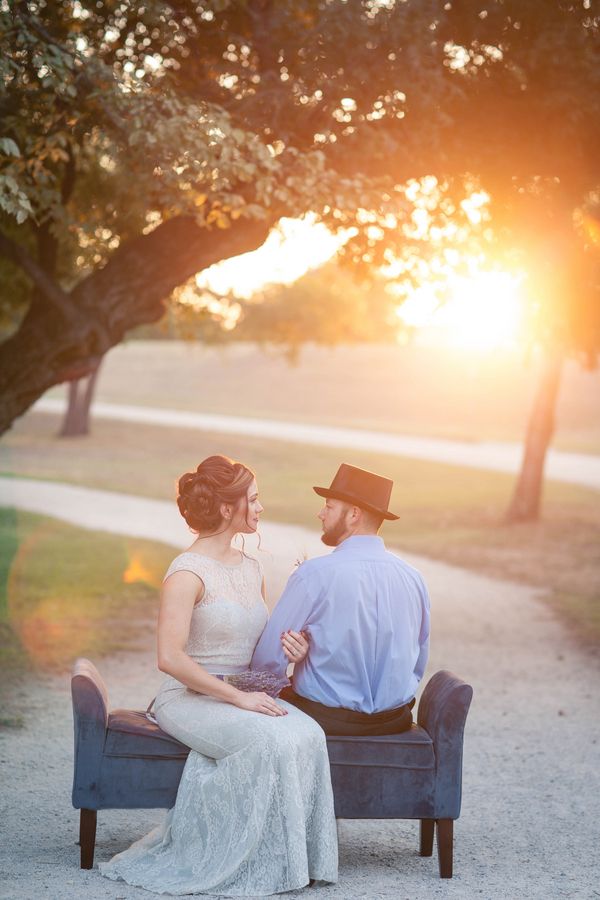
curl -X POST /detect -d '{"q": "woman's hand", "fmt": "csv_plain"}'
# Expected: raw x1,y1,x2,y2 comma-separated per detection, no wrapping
281,629,309,664
233,691,288,717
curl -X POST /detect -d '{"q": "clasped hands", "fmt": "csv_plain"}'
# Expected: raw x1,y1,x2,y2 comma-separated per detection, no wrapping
281,628,309,664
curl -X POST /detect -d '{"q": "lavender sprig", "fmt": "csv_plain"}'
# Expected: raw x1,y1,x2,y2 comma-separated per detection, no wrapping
224,670,290,698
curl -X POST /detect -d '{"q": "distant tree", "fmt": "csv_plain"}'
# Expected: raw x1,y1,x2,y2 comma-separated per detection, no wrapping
58,359,102,437
233,263,396,358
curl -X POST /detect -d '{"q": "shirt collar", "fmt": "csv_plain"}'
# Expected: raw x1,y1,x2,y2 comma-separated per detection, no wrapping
333,535,386,554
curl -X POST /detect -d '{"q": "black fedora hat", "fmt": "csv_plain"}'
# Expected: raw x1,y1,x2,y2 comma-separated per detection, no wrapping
313,463,399,521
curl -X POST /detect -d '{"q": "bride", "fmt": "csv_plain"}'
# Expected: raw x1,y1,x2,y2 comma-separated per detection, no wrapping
99,454,338,896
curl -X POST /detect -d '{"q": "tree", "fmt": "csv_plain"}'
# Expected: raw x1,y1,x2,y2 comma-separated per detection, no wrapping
2,1,599,522
437,1,600,521
59,358,102,437
0,0,441,434
234,262,396,357
337,0,600,521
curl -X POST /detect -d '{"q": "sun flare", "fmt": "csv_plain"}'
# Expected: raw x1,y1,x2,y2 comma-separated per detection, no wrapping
397,270,524,351
198,213,524,352
198,216,349,299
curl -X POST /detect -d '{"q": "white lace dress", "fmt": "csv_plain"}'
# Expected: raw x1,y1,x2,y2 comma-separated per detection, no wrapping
99,551,338,896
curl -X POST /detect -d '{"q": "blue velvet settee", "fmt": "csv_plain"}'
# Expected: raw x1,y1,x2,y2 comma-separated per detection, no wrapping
71,659,473,879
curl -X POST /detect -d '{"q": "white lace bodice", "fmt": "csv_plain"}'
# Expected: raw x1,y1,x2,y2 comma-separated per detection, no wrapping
162,551,268,673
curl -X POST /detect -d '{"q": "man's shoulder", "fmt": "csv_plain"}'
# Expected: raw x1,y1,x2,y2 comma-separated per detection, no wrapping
293,547,429,605
385,550,423,577
295,553,335,577
383,547,426,579
293,551,353,586
297,547,424,580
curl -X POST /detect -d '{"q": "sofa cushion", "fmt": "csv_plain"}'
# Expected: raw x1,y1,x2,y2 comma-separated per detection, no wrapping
105,709,191,760
326,725,435,770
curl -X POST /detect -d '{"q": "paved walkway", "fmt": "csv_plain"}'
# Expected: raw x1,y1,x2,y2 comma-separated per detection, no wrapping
32,397,600,491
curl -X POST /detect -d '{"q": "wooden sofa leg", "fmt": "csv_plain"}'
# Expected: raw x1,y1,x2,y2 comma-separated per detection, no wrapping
79,809,97,869
420,819,434,856
436,818,453,878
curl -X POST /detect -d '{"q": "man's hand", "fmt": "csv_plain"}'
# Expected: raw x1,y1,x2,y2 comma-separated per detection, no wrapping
281,629,309,664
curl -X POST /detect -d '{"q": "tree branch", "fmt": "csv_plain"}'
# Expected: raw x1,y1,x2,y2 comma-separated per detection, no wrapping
0,230,75,319
61,142,77,206
0,213,277,434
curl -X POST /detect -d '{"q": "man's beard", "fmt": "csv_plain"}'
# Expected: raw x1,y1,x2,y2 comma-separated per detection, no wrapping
321,513,348,547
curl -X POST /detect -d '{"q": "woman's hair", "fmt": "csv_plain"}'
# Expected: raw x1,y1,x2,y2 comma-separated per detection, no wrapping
176,455,255,533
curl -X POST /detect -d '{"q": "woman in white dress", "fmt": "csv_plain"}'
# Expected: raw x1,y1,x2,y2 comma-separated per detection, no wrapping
99,454,338,896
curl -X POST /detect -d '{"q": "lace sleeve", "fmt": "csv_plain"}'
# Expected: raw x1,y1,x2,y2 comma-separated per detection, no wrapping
163,553,207,584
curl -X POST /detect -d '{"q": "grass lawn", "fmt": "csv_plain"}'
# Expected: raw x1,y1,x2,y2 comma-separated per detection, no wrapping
2,412,599,651
44,339,600,453
0,506,174,705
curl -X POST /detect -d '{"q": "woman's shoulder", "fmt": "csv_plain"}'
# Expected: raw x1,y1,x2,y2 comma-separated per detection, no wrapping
163,552,210,582
164,550,262,581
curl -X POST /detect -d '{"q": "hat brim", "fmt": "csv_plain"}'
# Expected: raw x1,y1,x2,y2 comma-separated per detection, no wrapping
313,486,399,521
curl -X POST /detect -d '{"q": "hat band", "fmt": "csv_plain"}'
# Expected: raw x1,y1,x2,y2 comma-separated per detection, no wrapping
314,486,398,520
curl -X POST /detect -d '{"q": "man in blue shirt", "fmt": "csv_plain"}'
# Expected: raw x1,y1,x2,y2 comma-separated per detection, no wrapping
251,463,431,735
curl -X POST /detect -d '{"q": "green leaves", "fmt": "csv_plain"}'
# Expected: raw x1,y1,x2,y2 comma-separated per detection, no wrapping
1,0,598,362
0,139,20,158
0,148,33,225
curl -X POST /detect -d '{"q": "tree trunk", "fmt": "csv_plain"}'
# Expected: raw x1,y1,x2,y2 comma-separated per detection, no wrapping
505,347,564,523
0,214,274,436
59,359,102,437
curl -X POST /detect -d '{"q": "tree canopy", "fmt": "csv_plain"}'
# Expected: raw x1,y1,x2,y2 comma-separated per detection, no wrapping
1,0,599,449
0,0,435,429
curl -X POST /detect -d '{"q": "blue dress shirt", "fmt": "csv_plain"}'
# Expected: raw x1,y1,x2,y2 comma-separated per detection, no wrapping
251,535,430,713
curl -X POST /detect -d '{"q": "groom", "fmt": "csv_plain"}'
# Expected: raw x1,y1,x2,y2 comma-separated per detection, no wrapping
251,463,430,736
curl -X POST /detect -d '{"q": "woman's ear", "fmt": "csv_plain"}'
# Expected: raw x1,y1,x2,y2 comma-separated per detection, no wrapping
221,503,232,521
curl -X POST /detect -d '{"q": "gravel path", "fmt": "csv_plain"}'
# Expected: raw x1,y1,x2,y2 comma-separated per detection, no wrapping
1,480,599,899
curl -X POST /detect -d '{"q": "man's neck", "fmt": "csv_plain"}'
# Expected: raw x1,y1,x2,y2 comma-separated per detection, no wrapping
337,529,380,545
347,527,380,539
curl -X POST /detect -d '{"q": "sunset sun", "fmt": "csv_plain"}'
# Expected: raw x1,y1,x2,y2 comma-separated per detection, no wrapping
197,216,525,353
396,270,524,351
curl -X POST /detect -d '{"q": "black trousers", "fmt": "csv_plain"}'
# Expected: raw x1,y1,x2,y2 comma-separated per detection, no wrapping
280,687,415,736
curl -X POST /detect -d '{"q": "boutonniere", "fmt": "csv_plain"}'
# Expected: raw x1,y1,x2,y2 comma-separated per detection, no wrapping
293,550,308,570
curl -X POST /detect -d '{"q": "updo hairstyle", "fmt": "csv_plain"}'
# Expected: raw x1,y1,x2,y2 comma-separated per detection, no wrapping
177,455,255,533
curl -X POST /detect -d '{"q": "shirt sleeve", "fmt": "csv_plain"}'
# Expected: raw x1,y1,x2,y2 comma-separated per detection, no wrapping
251,567,312,676
414,580,431,681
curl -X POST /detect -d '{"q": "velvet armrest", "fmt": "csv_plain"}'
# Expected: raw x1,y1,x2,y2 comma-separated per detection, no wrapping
417,670,473,819
71,658,109,808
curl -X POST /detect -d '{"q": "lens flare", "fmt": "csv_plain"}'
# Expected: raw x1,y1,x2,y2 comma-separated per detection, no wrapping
123,553,157,586
397,270,524,351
